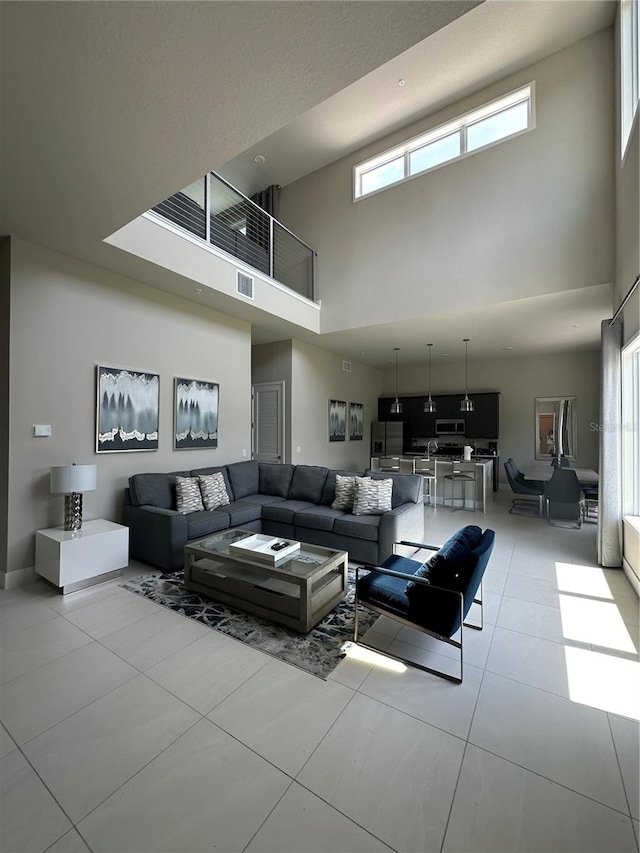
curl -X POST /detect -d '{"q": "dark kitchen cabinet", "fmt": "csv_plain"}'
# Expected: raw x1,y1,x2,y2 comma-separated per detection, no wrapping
464,393,500,439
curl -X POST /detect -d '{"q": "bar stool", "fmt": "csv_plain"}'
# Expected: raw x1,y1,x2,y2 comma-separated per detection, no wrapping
443,460,477,512
414,458,436,508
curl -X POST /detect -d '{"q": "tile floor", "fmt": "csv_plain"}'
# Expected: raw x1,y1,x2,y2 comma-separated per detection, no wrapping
1,492,639,853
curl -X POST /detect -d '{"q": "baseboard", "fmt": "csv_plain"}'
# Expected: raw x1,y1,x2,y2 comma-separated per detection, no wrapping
0,565,38,589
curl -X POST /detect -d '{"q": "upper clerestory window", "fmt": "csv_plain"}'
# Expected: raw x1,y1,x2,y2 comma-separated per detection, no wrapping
353,84,534,201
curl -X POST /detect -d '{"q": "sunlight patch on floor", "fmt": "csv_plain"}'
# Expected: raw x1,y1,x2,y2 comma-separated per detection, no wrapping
559,594,638,653
555,562,616,600
564,645,640,719
342,641,407,673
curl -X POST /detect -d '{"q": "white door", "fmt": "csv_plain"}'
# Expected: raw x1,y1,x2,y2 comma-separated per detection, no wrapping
252,381,284,463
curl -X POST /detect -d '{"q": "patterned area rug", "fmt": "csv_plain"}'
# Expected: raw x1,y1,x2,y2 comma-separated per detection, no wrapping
120,568,378,680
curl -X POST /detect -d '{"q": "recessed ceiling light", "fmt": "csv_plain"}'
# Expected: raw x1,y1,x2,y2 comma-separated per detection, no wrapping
254,154,265,164
440,353,450,358
398,79,405,87
194,287,202,294
503,346,514,351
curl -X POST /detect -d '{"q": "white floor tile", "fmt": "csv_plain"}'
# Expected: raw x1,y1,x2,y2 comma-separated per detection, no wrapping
503,573,563,608
100,608,209,671
329,630,392,690
0,749,71,853
395,619,495,669
44,580,124,615
443,744,637,853
470,672,628,811
609,713,640,820
0,598,58,639
360,642,483,739
145,631,269,714
77,718,290,853
486,626,573,697
45,829,92,853
0,722,16,758
62,589,160,638
0,642,137,744
23,674,200,823
497,594,574,644
298,692,465,852
0,615,92,685
208,659,353,775
245,782,393,852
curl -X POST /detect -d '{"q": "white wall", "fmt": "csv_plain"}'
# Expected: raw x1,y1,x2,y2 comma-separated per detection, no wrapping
384,350,600,479
6,239,252,576
279,29,615,335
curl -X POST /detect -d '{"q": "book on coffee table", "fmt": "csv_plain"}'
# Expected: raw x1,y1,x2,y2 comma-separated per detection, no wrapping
229,533,301,564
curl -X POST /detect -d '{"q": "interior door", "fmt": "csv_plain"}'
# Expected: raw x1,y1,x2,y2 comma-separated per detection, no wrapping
252,381,284,463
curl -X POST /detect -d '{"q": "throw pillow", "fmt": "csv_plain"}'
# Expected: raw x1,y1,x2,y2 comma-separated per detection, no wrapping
332,474,357,510
352,477,393,516
175,476,204,514
198,472,231,511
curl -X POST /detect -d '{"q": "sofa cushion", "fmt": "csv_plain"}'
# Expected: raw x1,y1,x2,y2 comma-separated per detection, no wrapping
295,506,346,532
175,476,205,514
365,470,423,508
186,509,234,541
288,465,329,504
334,514,381,542
352,477,393,516
321,469,359,506
331,474,357,510
129,471,192,509
223,500,263,527
198,472,230,511
226,460,259,500
262,500,315,525
259,463,294,498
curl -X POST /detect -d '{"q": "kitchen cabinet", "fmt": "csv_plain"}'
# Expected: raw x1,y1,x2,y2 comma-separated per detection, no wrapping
464,393,500,439
377,392,499,443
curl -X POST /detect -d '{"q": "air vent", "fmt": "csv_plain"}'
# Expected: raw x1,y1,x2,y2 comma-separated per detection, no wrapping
236,271,254,299
342,360,352,373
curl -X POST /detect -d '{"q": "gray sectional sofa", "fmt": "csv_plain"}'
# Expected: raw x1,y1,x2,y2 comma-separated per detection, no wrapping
122,460,424,571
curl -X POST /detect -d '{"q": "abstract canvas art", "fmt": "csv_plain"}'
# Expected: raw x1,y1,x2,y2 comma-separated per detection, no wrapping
96,366,159,452
329,399,347,442
174,377,219,450
349,402,364,441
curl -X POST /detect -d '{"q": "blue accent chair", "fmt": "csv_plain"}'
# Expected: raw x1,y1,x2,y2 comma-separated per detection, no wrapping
354,525,495,683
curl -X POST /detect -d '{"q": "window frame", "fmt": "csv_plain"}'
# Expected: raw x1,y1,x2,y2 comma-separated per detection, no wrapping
622,329,640,517
621,0,640,160
353,83,535,201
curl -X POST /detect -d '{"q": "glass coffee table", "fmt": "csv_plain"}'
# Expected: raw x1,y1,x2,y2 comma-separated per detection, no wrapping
184,529,348,633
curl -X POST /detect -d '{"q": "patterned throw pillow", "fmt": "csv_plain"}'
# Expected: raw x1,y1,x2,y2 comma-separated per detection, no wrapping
175,476,204,514
331,474,357,510
198,472,231,511
352,477,393,516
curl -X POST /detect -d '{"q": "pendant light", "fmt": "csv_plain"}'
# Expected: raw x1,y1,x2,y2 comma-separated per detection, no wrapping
423,343,437,413
460,338,474,412
390,347,403,414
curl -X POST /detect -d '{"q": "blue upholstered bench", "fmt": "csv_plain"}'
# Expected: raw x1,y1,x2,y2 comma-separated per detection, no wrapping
354,525,495,683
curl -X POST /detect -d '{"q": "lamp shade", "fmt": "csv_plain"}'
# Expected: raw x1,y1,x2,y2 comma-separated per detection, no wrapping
50,464,97,494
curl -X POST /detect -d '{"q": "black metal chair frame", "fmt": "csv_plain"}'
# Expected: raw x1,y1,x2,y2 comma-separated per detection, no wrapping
353,541,483,684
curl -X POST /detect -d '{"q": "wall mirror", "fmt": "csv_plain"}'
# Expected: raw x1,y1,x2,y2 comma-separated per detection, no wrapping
535,397,577,460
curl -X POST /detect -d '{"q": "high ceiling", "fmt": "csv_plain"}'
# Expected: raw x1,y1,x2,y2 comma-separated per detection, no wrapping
0,0,618,369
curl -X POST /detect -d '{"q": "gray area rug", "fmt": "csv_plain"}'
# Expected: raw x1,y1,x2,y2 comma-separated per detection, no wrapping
120,567,377,680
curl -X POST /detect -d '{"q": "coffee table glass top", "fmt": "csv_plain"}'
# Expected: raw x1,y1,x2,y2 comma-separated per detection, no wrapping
188,529,345,579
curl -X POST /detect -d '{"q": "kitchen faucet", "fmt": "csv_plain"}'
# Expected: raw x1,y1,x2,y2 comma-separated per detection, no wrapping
427,439,438,458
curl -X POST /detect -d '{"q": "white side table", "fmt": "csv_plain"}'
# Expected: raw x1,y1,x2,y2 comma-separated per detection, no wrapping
35,519,129,594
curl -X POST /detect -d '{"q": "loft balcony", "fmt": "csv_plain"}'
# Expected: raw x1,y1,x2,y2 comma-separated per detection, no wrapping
150,172,316,301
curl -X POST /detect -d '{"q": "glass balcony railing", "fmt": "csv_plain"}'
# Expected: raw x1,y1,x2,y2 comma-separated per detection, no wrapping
151,172,316,301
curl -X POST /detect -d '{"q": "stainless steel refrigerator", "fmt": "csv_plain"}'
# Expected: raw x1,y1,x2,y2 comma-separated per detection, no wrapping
371,421,404,456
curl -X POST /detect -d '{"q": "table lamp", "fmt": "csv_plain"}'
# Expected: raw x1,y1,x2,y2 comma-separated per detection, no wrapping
50,463,97,531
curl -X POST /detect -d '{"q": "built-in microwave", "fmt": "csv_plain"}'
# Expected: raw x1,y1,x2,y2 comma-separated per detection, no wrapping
435,419,466,435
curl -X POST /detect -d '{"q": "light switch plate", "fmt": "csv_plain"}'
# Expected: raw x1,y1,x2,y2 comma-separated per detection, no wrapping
33,424,51,437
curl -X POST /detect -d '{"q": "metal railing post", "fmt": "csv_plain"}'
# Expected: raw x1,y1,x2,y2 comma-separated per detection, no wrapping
204,173,210,245
269,215,274,279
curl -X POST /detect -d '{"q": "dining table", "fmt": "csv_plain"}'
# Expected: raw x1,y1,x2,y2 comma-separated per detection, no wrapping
524,465,599,486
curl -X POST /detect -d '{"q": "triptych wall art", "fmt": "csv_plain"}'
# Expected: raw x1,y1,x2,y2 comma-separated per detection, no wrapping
96,366,219,453
328,400,364,442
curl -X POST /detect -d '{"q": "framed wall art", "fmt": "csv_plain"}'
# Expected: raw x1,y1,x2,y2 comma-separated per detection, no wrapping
174,377,219,450
349,402,364,441
328,399,347,442
96,366,159,452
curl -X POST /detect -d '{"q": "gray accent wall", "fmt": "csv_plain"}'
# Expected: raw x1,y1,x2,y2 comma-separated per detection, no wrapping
279,29,615,336
5,238,252,577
